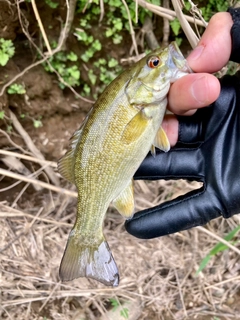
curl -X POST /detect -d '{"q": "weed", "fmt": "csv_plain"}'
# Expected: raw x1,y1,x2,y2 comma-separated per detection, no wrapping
33,118,43,128
196,225,240,275
0,111,5,120
44,51,80,88
0,38,15,66
7,84,26,95
109,298,129,319
45,0,59,9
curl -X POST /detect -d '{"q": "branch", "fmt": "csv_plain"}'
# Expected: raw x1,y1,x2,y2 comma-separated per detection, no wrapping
31,0,52,54
9,111,60,186
133,0,206,27
58,0,77,51
171,0,199,48
0,168,77,198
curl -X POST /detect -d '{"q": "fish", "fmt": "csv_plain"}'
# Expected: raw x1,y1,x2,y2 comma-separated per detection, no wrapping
58,42,191,287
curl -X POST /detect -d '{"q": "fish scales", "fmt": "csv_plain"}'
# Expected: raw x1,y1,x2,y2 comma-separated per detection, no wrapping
58,42,191,286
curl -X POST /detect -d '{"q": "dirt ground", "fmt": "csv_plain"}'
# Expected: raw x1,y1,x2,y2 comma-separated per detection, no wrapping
1,1,240,320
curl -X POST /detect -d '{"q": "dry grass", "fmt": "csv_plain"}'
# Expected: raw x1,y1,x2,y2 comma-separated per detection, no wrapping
1,172,240,320
1,2,240,319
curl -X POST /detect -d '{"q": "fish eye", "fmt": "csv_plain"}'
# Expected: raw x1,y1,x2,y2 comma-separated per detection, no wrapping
147,56,161,68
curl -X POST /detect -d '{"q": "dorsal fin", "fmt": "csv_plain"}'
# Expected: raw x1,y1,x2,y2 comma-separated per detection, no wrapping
58,114,89,183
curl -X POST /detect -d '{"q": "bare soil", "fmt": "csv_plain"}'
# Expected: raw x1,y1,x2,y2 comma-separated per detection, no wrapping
1,2,240,320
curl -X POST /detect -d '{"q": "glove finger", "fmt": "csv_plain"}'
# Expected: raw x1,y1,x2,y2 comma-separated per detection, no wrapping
135,147,203,180
125,188,221,239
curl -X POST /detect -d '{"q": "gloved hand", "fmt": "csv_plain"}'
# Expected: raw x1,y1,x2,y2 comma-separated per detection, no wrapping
125,74,240,239
125,7,240,239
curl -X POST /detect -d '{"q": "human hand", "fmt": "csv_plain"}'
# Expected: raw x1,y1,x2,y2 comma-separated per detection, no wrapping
125,8,240,239
164,11,233,146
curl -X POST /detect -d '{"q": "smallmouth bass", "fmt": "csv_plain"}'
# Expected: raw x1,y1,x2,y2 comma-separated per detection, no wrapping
58,42,191,286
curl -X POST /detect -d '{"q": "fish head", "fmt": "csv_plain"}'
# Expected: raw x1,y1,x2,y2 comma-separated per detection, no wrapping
126,42,191,105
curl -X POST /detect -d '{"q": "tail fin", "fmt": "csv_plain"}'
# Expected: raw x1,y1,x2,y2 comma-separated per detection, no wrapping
59,231,119,287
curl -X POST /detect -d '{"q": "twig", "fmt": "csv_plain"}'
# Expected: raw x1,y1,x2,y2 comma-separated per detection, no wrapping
0,205,71,227
0,168,77,198
9,110,60,186
0,0,94,104
0,150,57,168
31,0,52,55
11,165,50,207
171,0,199,48
162,0,170,46
99,0,105,22
133,0,206,27
0,207,43,253
205,275,240,289
197,226,240,256
58,0,77,51
0,57,49,97
142,15,159,50
188,0,208,28
121,0,139,56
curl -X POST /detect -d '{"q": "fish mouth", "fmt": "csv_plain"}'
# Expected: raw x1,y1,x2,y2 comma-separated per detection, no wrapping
168,42,192,73
144,81,171,94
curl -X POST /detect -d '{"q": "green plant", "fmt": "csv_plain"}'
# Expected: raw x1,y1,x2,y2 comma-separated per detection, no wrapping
199,0,229,21
196,225,240,275
0,111,5,119
90,57,122,98
7,83,26,94
0,38,15,66
169,18,182,46
33,118,43,128
45,0,59,9
44,51,80,88
109,298,129,319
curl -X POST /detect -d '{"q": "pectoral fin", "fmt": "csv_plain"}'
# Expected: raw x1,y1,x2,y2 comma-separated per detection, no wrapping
112,180,134,218
153,126,170,152
121,110,150,145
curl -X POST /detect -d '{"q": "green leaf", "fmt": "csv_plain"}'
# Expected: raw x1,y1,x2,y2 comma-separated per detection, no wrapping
170,18,181,36
92,39,101,51
0,110,5,119
108,58,118,68
88,70,97,85
196,225,240,275
83,84,90,94
108,0,122,7
0,52,9,66
105,29,113,37
67,52,78,61
109,298,119,311
114,19,123,31
68,66,80,80
120,308,129,319
45,0,59,8
113,34,122,44
33,119,43,128
7,84,26,94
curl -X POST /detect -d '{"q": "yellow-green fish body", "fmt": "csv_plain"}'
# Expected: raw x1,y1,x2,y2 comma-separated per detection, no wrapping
58,42,191,286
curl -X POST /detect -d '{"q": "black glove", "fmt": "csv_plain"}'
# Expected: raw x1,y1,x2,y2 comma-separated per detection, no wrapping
125,7,240,239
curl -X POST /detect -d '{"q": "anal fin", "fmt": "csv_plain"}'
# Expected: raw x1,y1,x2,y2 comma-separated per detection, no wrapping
112,180,134,219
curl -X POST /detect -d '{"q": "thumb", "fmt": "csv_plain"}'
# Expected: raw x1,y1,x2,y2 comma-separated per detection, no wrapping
187,12,232,73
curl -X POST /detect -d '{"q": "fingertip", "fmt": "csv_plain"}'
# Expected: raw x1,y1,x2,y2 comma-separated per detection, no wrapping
168,73,220,115
187,12,232,73
162,115,179,147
